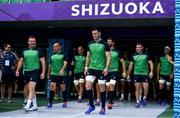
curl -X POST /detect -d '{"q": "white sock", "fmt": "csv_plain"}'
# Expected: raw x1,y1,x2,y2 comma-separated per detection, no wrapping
32,97,38,108
139,96,142,101
78,96,82,99
136,100,139,103
97,99,100,102
121,94,124,99
24,99,27,103
25,100,32,109
143,96,147,99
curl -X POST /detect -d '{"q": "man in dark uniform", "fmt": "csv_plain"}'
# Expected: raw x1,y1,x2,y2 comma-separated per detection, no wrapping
0,44,18,103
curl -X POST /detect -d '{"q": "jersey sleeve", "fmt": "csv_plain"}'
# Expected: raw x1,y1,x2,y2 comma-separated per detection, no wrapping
63,53,68,62
104,42,110,52
38,49,45,58
130,54,134,62
118,50,122,59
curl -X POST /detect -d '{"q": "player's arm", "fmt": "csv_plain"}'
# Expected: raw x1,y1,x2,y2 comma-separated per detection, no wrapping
60,61,68,73
85,51,90,68
148,60,153,79
127,62,133,76
169,56,174,79
120,58,126,78
16,58,23,77
105,51,111,70
47,64,52,79
40,57,46,79
157,63,160,80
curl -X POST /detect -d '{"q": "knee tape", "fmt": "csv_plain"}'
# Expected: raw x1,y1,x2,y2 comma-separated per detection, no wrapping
73,80,79,85
110,79,116,85
106,82,110,86
79,78,85,84
159,79,165,84
85,75,95,83
98,80,106,85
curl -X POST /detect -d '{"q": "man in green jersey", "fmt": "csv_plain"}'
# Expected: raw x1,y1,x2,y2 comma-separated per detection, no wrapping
127,42,153,108
106,37,126,109
46,42,68,108
71,46,86,103
157,46,174,105
16,36,46,112
84,28,111,115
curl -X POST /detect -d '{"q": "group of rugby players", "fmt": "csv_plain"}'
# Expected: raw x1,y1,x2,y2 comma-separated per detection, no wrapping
0,28,174,115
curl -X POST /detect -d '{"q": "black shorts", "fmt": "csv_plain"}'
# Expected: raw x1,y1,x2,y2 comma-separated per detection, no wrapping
133,75,149,83
74,72,85,80
50,75,67,84
87,69,108,82
106,71,119,82
160,75,170,82
1,69,15,84
149,76,158,83
24,69,40,84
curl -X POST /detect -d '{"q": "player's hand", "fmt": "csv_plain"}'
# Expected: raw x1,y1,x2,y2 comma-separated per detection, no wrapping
59,69,64,76
122,72,127,79
16,71,19,77
69,70,72,76
149,72,153,79
170,74,174,79
84,67,89,75
102,68,108,76
40,73,45,80
126,75,130,80
47,75,50,80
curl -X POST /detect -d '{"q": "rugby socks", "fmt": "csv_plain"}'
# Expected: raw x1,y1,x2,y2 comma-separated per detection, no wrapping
108,91,114,104
159,89,164,101
25,99,32,109
62,91,67,102
86,90,94,107
49,90,55,105
32,97,38,108
100,92,106,109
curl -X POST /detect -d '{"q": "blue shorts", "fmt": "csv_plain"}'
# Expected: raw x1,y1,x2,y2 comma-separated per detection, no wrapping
74,72,85,80
24,69,40,84
50,75,67,84
133,75,149,83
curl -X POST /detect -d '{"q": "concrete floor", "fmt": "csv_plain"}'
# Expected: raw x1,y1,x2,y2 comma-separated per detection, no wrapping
0,100,169,118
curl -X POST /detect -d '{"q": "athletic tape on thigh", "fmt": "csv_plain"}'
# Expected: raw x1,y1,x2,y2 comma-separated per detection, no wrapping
85,75,95,83
121,78,126,81
127,79,131,83
106,82,110,86
98,80,106,84
110,79,116,85
73,80,79,85
79,78,84,83
166,81,171,86
159,79,166,84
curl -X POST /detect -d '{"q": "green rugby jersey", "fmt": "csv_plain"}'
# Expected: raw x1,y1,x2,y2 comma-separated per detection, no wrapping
21,48,44,71
109,48,122,72
158,55,173,75
130,52,151,75
73,54,86,74
87,39,110,71
50,52,67,76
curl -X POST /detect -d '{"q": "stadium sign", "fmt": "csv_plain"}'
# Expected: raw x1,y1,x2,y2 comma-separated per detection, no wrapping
71,2,164,16
0,0,175,21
